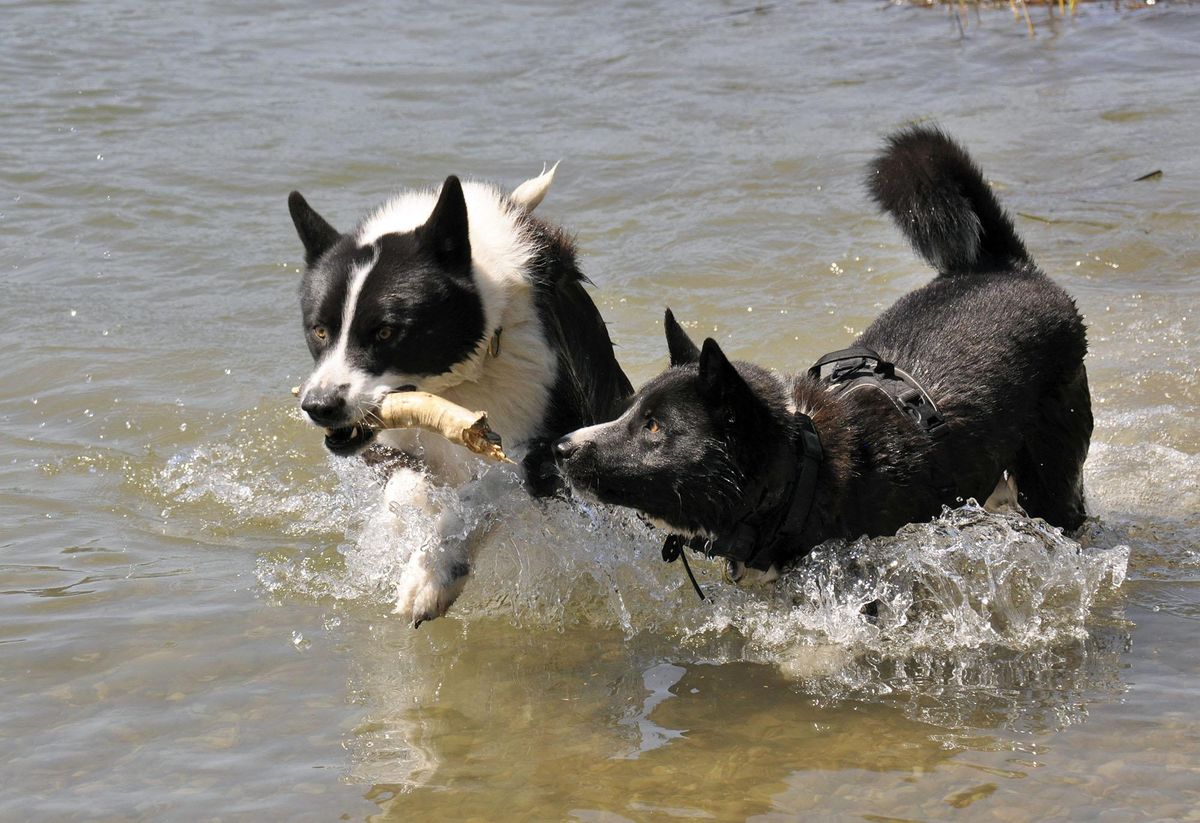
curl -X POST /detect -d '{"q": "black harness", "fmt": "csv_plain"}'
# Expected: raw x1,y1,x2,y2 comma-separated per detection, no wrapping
807,347,948,440
662,345,949,594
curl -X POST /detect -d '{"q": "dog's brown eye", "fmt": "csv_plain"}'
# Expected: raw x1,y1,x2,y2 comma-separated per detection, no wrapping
313,326,328,341
645,418,661,434
376,326,393,342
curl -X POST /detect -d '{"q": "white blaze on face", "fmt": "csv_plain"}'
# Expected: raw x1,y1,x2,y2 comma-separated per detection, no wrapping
300,245,392,421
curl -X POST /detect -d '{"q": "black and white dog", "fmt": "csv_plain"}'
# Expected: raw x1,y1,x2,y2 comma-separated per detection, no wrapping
289,166,631,624
555,127,1093,583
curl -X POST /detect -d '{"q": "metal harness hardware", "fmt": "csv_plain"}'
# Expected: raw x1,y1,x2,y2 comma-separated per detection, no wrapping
807,346,948,441
662,345,949,598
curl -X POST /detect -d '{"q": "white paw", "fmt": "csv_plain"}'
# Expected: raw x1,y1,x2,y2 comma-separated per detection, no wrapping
384,467,433,514
394,555,469,628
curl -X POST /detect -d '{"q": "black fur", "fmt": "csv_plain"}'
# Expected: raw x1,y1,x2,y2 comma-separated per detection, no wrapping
288,191,340,265
290,176,632,488
295,179,486,381
519,215,635,495
556,126,1093,567
664,307,701,366
867,125,1028,273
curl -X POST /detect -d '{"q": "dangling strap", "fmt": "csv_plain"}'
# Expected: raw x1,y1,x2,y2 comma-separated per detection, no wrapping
662,534,707,600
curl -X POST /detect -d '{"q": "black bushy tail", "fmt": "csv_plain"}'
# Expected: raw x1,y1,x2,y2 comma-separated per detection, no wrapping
868,125,1030,274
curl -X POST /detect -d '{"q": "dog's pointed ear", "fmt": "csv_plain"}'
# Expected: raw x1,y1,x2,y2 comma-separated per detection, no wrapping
288,191,340,265
698,338,755,426
664,308,700,366
421,175,471,269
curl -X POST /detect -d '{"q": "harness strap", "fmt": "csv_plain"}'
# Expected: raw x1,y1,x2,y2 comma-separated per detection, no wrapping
808,346,947,440
709,412,823,571
661,534,707,600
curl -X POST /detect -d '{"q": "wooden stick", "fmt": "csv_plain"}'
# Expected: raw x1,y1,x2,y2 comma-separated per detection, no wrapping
290,386,511,463
375,391,512,463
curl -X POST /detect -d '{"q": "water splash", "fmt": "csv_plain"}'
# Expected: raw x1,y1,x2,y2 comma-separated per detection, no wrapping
249,456,1128,665
684,504,1128,661
148,418,1134,788
150,409,1129,672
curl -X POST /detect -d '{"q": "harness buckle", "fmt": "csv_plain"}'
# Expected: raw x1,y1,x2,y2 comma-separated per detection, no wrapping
926,412,949,439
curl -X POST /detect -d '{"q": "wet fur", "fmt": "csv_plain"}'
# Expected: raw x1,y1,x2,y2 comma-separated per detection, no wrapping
556,126,1093,569
291,176,631,488
289,170,632,624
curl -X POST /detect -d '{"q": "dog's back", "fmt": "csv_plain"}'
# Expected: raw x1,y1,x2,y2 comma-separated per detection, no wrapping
861,126,1092,528
555,127,1094,575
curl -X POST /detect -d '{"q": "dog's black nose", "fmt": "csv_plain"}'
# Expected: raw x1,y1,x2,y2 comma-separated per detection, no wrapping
301,388,348,426
552,435,578,461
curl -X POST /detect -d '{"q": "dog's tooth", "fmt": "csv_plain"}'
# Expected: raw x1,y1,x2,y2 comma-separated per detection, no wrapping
324,427,334,435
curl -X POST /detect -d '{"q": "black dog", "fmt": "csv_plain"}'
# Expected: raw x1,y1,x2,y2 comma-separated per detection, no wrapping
554,126,1092,580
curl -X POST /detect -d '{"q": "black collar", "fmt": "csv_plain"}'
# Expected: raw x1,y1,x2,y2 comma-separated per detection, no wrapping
709,412,824,570
662,411,824,577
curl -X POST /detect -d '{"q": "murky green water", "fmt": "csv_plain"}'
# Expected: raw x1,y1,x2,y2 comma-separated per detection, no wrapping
3,1,1199,819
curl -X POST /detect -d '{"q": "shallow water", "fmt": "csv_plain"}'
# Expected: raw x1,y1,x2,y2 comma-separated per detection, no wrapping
3,1,1200,819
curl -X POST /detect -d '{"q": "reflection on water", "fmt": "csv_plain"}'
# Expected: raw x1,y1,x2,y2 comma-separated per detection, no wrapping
210,423,1133,811
140,396,1133,816
617,663,689,760
339,618,1135,819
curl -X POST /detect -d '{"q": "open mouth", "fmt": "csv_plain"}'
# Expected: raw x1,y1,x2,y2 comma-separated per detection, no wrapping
323,424,376,456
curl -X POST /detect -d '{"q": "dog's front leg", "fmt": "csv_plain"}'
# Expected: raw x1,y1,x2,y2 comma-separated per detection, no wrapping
394,515,477,628
390,467,507,628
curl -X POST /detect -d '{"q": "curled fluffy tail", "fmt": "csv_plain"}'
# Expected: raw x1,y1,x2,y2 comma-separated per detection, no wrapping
868,125,1030,274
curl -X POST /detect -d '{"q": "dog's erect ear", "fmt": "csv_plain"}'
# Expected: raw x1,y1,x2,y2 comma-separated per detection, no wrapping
698,338,756,426
511,161,559,212
664,308,700,366
421,175,471,269
288,191,340,265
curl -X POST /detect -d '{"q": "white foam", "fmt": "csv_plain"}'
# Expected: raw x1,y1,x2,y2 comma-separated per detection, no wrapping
153,407,1130,682
252,470,1128,665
